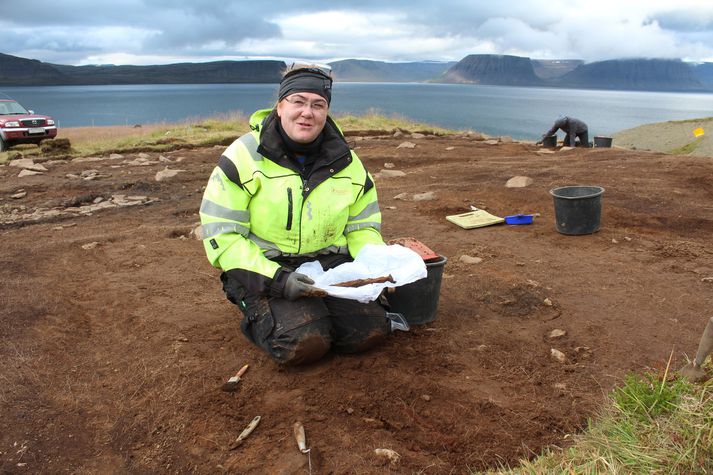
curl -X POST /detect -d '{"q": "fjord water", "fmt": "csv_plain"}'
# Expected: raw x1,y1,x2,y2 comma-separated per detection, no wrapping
3,83,713,140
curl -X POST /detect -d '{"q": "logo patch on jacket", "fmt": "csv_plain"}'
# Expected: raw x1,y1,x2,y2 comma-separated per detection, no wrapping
210,239,219,249
211,171,225,191
330,187,350,196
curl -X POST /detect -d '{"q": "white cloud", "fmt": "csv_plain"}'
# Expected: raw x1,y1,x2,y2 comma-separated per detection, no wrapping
1,1,713,64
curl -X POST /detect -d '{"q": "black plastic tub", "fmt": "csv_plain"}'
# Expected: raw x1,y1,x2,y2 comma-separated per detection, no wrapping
388,255,447,325
542,135,557,147
549,186,605,235
594,136,613,148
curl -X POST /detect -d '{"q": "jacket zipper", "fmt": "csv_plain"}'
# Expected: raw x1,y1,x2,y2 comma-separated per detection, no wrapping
286,187,293,230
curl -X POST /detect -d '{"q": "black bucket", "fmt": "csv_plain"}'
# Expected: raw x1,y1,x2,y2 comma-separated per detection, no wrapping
594,136,613,148
541,135,557,147
549,186,605,235
388,255,447,325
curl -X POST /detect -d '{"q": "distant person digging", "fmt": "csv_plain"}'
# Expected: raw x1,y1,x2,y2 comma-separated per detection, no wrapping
538,116,591,147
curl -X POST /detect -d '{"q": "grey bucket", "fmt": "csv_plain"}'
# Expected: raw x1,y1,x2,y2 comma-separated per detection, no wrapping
549,186,605,235
388,255,447,325
594,136,613,148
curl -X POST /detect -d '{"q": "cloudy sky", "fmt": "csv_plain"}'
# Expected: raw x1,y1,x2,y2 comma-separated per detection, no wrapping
3,0,713,65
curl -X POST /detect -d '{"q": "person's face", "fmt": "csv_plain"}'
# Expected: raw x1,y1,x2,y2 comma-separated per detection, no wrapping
277,92,329,144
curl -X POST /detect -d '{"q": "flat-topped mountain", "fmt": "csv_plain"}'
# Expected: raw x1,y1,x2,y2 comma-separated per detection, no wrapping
0,54,456,86
439,54,543,86
50,60,284,85
555,58,704,91
1,52,712,92
437,55,710,91
0,53,283,85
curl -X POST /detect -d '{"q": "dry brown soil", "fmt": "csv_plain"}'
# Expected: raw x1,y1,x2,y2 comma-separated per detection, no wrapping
1,132,713,474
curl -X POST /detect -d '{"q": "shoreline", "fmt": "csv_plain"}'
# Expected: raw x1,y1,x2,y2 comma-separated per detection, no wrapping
57,115,713,157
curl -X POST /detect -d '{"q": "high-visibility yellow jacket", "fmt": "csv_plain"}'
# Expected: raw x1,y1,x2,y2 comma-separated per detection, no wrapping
200,109,384,296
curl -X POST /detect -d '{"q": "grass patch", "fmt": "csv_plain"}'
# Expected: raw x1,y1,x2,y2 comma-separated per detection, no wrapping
488,360,713,474
334,108,455,134
663,117,713,125
668,137,704,155
0,110,455,163
1,144,37,164
66,111,252,156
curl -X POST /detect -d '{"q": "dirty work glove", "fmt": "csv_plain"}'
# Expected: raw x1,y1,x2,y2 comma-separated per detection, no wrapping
283,272,318,301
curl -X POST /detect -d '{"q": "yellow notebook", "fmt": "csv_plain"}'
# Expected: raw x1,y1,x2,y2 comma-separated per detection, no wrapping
446,210,505,229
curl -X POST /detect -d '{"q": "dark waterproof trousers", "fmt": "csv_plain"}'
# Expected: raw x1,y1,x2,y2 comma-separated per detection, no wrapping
220,254,391,366
564,130,590,147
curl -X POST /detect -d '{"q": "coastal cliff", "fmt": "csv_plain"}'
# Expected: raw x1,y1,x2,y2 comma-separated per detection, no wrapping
555,59,704,91
0,53,283,85
0,53,69,86
439,54,543,86
1,51,712,92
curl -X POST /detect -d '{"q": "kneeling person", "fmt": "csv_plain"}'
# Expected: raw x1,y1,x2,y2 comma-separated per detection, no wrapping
541,115,590,147
199,63,394,365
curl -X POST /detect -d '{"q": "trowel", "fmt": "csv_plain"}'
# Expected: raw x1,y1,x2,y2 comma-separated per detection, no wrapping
293,422,312,475
680,316,713,383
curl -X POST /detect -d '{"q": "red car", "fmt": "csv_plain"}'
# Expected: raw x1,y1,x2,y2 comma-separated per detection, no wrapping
0,98,57,152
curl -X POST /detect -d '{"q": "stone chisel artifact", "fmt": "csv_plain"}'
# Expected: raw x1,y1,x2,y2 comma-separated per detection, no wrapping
230,415,261,449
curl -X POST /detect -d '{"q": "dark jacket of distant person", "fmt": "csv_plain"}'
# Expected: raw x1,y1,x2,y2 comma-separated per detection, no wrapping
543,116,589,147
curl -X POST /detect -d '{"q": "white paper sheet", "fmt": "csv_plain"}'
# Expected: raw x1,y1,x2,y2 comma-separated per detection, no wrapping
295,244,427,303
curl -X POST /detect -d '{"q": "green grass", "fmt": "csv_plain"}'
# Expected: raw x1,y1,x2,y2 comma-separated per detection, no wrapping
71,112,253,157
488,359,713,474
0,111,456,164
334,108,455,134
668,137,704,155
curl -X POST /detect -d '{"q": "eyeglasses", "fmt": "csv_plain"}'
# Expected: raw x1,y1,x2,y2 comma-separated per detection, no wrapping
284,61,332,80
283,95,328,113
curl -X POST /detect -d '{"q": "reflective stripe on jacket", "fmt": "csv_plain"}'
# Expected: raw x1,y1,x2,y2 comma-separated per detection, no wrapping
199,108,384,294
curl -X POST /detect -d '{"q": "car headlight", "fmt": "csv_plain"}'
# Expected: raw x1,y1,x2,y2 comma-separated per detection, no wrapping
3,121,20,128
47,119,55,126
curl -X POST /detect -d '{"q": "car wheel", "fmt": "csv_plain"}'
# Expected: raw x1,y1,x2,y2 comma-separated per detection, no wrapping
0,137,7,152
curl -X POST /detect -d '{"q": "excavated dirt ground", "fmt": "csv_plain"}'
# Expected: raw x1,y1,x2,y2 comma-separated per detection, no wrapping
1,131,713,474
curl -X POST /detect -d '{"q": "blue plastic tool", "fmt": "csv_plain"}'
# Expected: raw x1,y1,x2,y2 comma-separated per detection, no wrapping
504,214,534,225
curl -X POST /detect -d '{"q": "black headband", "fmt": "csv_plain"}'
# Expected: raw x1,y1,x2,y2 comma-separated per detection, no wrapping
278,69,333,105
